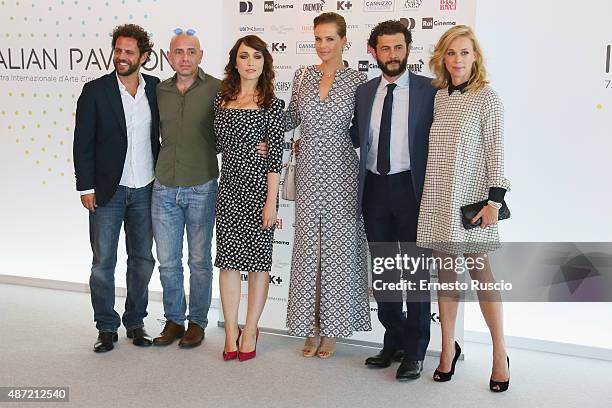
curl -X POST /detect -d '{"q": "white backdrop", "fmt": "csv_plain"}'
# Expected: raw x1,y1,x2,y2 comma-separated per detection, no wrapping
1,0,611,351
0,0,225,293
467,0,612,350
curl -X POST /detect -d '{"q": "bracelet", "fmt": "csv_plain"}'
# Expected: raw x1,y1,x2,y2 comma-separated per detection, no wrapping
487,200,502,210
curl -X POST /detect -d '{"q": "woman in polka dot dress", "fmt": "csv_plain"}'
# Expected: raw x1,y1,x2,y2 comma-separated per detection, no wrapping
213,35,284,361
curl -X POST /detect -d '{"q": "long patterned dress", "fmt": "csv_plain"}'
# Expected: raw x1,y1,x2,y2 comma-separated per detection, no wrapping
417,85,511,255
285,66,371,338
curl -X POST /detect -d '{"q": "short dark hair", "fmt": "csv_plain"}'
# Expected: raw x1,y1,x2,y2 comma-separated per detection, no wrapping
313,12,347,38
111,24,154,66
367,20,412,49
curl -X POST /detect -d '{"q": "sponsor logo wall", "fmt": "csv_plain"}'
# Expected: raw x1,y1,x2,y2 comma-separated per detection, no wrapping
222,0,476,348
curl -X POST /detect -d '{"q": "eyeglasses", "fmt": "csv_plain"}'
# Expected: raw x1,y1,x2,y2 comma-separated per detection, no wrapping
173,28,196,36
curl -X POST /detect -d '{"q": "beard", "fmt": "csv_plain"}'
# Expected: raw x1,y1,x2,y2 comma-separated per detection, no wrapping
113,58,140,76
376,55,408,77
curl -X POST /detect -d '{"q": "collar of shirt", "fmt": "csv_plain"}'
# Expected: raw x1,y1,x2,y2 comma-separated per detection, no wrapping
163,67,206,93
116,72,146,97
378,69,410,92
448,80,469,95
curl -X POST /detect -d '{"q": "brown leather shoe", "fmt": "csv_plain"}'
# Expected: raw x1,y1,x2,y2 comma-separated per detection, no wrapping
153,321,185,346
178,322,204,349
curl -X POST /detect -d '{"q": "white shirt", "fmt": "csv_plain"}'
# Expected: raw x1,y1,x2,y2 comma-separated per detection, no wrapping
79,74,154,195
367,70,411,175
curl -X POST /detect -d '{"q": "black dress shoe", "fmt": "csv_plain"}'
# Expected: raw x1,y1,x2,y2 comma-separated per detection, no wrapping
126,327,153,347
94,331,118,353
396,359,424,381
365,348,404,368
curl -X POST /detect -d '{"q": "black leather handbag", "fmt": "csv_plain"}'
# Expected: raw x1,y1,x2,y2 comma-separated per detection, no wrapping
461,200,510,230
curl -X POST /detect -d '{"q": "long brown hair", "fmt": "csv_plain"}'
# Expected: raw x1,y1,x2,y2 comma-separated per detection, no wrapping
220,35,275,109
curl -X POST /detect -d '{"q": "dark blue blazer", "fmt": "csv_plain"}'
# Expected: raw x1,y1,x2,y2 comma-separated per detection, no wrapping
73,71,160,207
350,71,436,208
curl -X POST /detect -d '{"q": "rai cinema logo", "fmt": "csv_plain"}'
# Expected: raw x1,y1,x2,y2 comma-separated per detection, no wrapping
440,0,456,11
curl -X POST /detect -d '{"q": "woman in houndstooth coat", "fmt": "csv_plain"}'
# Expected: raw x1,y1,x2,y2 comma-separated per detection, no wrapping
416,26,512,392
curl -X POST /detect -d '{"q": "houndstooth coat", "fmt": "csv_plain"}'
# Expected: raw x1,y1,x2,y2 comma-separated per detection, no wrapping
417,85,511,255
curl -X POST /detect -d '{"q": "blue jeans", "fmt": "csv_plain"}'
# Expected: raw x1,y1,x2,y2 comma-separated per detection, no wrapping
89,183,155,332
151,178,217,329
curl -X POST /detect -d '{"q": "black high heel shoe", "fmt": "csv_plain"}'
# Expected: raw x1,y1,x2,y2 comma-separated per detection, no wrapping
489,356,510,392
433,341,461,382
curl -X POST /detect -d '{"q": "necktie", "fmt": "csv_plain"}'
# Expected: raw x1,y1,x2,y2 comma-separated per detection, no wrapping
377,83,397,176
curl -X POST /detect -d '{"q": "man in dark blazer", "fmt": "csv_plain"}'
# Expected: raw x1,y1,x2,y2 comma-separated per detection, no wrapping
350,21,436,381
73,24,160,352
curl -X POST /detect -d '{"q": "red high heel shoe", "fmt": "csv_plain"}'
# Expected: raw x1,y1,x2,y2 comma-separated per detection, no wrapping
222,327,241,361
238,328,259,362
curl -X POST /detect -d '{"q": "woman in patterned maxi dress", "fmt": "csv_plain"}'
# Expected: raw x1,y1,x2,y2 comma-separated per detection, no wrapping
416,26,511,391
284,13,371,358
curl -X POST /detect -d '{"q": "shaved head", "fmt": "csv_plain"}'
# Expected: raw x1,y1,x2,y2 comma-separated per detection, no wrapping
170,33,201,52
168,33,203,79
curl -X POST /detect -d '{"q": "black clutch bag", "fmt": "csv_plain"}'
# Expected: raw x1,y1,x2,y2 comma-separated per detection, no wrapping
461,200,510,230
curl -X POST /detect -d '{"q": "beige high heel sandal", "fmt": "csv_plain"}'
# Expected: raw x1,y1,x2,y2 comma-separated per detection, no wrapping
302,335,319,357
316,336,336,359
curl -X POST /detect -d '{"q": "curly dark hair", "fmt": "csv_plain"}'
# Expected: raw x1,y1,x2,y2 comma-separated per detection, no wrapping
111,24,154,66
367,20,412,49
220,35,275,110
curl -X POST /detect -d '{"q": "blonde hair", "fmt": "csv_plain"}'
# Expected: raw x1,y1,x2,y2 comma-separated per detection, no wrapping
429,25,488,92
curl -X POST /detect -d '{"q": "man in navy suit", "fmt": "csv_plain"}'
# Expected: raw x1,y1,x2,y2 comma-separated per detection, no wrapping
350,21,436,381
73,24,160,353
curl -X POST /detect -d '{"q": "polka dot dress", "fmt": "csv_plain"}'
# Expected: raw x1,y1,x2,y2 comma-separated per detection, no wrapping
213,94,285,272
